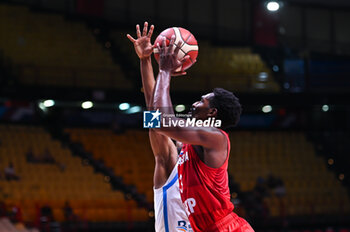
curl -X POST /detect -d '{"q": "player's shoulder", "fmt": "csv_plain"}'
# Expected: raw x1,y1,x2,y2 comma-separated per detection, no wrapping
201,127,227,139
198,126,223,134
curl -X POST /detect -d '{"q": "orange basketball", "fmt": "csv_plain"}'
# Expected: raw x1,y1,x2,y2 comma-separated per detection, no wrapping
153,27,199,72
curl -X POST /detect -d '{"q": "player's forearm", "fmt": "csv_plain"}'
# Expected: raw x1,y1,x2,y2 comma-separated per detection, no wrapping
140,57,155,108
144,69,179,170
142,58,173,152
152,70,174,115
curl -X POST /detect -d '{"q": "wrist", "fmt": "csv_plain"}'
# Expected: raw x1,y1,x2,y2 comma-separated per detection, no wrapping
140,56,151,61
159,69,171,75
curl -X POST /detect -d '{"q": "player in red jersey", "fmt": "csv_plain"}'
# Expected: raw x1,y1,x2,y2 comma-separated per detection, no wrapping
150,35,255,232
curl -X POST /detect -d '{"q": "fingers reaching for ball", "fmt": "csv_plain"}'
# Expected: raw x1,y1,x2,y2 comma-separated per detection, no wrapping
136,24,141,38
148,24,154,38
171,71,187,77
126,34,136,43
126,22,154,43
127,22,156,59
180,55,190,64
142,22,148,37
167,35,176,55
161,37,167,53
174,41,183,57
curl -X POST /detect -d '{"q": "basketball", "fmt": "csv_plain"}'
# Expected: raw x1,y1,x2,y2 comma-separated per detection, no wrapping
153,27,199,72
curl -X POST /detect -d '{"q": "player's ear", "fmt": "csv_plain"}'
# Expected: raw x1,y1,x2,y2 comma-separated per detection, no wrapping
208,108,217,117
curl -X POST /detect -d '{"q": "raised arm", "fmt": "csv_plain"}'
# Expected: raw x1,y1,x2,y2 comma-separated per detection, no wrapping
127,23,155,107
127,22,177,187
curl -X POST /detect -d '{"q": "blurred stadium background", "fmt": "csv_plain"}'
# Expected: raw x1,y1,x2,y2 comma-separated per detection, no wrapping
0,0,349,231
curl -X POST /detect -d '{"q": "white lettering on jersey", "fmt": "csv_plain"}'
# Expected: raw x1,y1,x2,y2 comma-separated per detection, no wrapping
184,198,196,215
179,174,183,193
178,151,189,165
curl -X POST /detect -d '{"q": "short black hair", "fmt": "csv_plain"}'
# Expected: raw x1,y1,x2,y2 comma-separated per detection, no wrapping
209,88,242,129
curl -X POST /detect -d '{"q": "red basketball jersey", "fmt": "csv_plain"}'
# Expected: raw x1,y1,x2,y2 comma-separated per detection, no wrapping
177,130,235,232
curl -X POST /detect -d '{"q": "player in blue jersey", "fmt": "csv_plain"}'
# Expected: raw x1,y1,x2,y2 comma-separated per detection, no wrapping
127,22,191,232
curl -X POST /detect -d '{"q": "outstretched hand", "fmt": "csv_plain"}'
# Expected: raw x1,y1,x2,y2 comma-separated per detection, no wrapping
157,35,190,74
127,22,154,59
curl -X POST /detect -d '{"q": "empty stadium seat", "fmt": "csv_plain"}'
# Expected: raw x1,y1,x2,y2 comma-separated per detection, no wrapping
0,3,132,89
228,131,350,217
0,124,147,223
